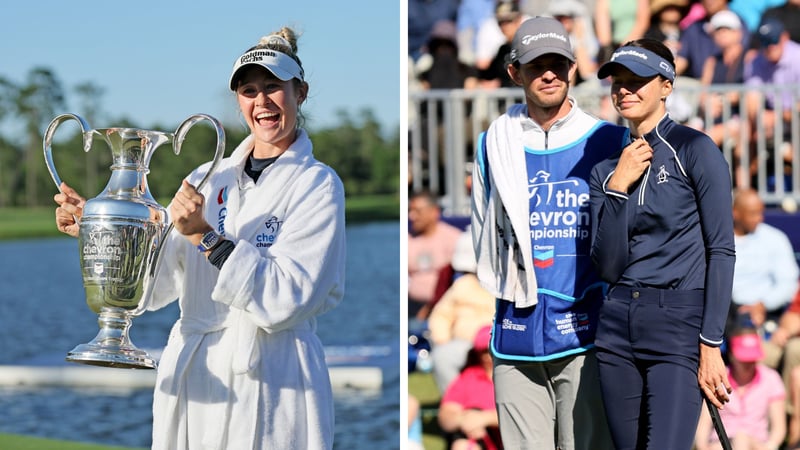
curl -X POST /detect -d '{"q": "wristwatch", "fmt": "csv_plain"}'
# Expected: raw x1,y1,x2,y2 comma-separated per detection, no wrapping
197,230,221,252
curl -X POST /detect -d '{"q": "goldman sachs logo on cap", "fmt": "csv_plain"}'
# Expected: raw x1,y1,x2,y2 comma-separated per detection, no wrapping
521,32,568,46
240,50,278,64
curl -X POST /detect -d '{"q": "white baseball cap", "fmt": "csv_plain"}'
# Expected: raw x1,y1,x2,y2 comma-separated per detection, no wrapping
709,10,741,31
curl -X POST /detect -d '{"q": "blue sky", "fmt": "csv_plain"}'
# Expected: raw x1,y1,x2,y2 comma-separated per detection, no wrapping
2,1,400,134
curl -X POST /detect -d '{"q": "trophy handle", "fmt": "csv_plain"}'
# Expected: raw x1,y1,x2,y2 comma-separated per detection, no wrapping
173,113,226,193
141,114,226,295
157,113,226,247
43,113,93,191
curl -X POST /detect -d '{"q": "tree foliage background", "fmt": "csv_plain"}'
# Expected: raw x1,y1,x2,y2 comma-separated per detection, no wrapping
0,67,400,207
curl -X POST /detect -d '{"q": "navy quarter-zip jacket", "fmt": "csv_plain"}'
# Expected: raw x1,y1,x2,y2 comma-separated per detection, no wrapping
589,114,736,346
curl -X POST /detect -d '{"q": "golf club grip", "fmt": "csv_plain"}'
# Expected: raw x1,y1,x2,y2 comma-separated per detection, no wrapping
705,395,732,450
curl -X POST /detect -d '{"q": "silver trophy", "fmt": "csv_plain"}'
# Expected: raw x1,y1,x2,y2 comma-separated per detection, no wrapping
43,113,225,369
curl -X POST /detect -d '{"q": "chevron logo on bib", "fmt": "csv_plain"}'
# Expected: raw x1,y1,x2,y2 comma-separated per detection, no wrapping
534,245,554,269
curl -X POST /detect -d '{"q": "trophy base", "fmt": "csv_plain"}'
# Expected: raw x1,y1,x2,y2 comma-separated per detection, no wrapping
65,307,157,370
66,343,157,370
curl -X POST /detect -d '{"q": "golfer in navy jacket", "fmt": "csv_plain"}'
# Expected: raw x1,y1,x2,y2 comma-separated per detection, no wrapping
589,38,736,450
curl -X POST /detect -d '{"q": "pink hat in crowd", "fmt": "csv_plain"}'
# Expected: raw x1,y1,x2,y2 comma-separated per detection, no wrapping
473,325,492,352
730,333,764,362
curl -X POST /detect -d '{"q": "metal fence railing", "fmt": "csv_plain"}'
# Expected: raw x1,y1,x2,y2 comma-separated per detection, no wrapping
408,80,800,216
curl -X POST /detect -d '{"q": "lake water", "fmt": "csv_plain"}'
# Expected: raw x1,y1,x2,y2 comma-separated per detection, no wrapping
0,221,401,449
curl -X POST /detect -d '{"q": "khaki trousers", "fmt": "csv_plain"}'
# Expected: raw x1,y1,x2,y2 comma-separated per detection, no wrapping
493,350,613,450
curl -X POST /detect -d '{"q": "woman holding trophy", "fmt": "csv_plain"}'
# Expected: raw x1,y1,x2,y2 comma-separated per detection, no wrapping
53,26,346,450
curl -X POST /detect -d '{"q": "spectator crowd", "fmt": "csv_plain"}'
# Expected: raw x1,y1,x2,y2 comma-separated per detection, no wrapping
409,0,800,195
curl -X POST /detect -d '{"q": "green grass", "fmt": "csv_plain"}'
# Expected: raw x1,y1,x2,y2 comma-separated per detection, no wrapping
0,433,145,450
409,371,447,450
0,207,61,240
0,194,399,241
344,194,400,223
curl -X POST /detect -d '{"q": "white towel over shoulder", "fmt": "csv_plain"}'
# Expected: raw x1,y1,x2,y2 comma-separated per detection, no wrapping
472,104,539,308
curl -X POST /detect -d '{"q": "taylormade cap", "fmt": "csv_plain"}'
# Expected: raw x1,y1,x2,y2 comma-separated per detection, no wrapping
228,47,304,91
730,333,764,362
510,16,575,65
597,46,675,82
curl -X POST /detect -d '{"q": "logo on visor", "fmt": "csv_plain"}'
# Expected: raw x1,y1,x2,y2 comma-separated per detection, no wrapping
240,50,277,64
611,49,648,61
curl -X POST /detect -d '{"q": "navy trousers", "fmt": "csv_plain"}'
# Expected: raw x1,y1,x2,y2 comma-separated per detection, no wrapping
594,286,705,450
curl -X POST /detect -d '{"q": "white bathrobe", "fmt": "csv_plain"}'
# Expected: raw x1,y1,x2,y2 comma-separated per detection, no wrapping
147,129,346,450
